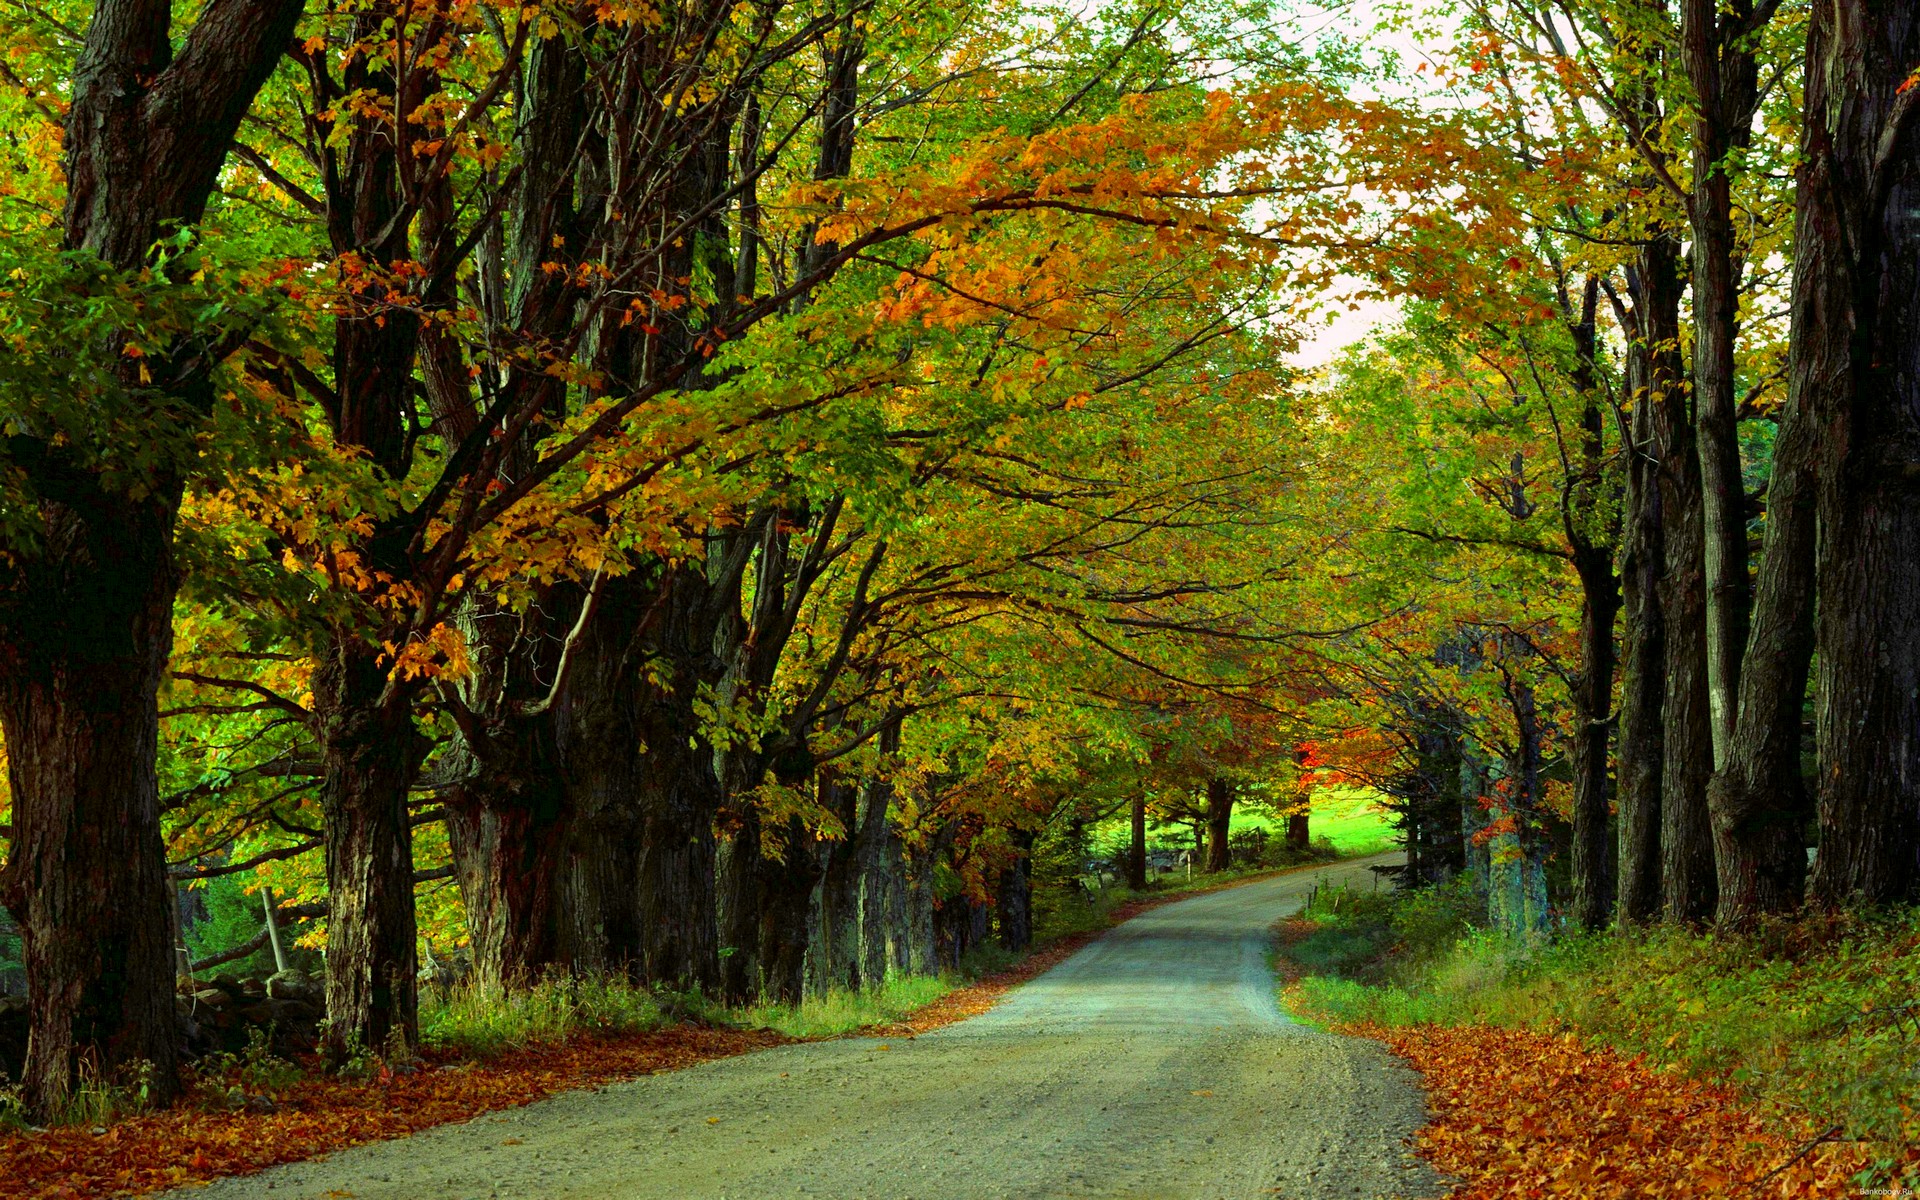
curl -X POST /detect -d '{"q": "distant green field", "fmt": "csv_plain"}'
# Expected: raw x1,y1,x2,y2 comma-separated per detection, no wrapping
1230,785,1397,856
1088,785,1398,860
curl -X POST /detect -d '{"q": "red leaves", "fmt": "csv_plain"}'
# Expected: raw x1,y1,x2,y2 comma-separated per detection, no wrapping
0,1027,788,1199
1357,1023,1873,1198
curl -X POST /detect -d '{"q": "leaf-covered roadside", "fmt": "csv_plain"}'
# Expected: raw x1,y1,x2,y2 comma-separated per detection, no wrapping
1351,1019,1869,1198
0,1027,787,1200
1274,884,1920,1195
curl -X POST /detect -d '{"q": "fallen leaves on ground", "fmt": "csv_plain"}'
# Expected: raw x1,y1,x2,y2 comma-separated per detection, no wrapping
0,1026,790,1199
1348,1019,1874,1197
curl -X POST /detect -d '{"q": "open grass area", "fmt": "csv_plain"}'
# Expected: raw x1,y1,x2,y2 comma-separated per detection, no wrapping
1276,877,1920,1186
1084,785,1398,862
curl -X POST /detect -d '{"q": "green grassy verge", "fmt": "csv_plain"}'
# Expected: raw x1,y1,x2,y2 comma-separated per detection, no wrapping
1277,876,1920,1184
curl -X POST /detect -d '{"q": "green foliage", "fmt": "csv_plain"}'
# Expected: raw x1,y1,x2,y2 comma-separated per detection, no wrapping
196,1025,304,1106
181,876,319,979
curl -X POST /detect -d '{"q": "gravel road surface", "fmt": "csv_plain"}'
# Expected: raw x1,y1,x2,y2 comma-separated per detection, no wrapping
172,855,1447,1200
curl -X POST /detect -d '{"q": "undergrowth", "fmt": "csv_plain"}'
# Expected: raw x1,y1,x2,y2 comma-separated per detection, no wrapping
731,974,953,1039
1278,876,1920,1184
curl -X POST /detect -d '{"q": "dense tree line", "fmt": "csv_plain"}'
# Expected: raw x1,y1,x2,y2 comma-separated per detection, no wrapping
1,0,1915,1127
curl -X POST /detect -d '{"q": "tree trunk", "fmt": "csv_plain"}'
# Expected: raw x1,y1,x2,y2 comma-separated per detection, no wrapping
756,816,822,1005
1567,551,1621,930
1657,377,1718,923
0,528,181,1114
1203,779,1234,872
315,636,426,1061
444,727,568,988
0,0,304,1118
1806,1,1920,907
716,813,762,1003
630,725,722,989
857,768,897,989
903,836,939,976
996,829,1035,952
1682,0,1763,764
1286,802,1310,853
813,775,862,994
1127,795,1148,889
1708,239,1821,923
1616,235,1683,924
1564,275,1621,932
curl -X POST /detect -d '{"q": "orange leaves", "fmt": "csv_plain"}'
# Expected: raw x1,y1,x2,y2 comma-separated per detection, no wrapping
0,1028,788,1200
1357,1022,1872,1198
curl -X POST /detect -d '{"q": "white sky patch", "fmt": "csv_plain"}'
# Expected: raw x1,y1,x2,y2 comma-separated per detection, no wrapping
1287,291,1401,369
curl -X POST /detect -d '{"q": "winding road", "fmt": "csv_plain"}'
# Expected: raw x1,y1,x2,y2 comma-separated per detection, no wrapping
176,855,1446,1199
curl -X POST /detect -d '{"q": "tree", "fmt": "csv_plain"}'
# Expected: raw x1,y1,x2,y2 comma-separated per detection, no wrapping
0,0,303,1116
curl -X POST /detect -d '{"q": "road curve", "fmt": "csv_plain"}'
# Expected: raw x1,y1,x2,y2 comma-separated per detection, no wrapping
172,855,1447,1200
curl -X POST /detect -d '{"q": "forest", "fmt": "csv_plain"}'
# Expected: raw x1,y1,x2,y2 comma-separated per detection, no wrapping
0,0,1916,1190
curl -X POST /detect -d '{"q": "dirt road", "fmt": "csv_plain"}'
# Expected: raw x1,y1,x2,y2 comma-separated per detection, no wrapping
176,856,1446,1199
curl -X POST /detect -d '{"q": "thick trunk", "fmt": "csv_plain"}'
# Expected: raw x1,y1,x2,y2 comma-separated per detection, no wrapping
903,837,939,976
1286,806,1310,852
549,572,651,975
1203,779,1234,872
1568,552,1620,930
1682,0,1761,764
813,776,862,994
631,728,722,989
1565,277,1621,932
1806,2,1920,907
1616,236,1682,923
996,829,1035,952
0,0,304,1118
716,814,761,1003
752,814,821,998
444,727,567,987
0,499,182,1115
1709,312,1819,923
756,816,822,1004
856,771,897,988
1398,705,1467,886
315,636,426,1060
1657,383,1718,923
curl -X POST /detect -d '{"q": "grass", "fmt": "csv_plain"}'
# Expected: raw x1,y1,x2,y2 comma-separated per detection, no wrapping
729,974,954,1039
1086,784,1398,863
420,970,963,1055
420,973,673,1058
1276,876,1920,1185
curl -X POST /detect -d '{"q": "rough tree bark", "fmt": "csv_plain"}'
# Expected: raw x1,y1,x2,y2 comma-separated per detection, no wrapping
0,0,303,1116
315,642,426,1059
1707,122,1828,921
1805,1,1920,906
1127,795,1148,889
1203,779,1234,873
1563,275,1622,931
1657,363,1718,923
813,774,863,994
1616,234,1684,923
1681,0,1766,763
996,828,1035,952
